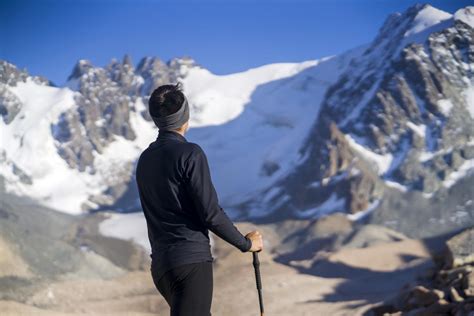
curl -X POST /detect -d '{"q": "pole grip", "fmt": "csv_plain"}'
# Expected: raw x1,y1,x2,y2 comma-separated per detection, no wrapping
252,252,262,289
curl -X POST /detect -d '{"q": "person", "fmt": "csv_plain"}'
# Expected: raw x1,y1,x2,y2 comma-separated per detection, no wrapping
135,82,264,316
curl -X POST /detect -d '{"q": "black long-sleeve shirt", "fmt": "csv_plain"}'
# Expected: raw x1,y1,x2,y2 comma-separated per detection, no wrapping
135,130,252,282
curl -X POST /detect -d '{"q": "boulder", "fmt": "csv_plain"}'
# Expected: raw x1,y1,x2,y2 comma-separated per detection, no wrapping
406,286,444,308
446,226,474,268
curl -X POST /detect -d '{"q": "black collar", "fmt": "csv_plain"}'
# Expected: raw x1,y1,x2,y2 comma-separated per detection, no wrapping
157,130,188,143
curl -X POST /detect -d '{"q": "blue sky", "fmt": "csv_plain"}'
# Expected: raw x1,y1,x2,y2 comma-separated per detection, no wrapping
0,0,470,86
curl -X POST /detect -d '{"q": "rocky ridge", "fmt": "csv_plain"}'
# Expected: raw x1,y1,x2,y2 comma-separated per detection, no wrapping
262,4,474,226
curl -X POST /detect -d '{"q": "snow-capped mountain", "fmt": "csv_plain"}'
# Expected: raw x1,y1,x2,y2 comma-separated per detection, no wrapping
259,4,474,229
0,52,328,214
1,4,473,233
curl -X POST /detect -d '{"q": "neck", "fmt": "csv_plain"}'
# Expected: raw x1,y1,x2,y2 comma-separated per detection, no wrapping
172,129,185,136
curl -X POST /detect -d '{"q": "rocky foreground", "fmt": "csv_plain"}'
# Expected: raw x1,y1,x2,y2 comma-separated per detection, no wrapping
368,227,474,315
2,188,471,315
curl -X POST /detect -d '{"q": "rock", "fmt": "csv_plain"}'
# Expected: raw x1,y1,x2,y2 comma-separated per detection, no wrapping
308,213,353,239
273,2,474,225
406,285,444,308
421,299,453,315
449,151,464,170
420,172,440,194
462,269,474,297
461,145,474,160
436,265,472,286
0,84,22,124
341,224,407,249
446,227,474,268
451,297,474,315
369,226,474,315
449,286,464,302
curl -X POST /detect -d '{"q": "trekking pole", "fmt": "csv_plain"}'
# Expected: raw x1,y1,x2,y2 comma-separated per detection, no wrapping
252,251,264,316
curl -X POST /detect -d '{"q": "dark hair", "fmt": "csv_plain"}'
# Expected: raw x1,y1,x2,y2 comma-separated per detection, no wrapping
149,82,185,118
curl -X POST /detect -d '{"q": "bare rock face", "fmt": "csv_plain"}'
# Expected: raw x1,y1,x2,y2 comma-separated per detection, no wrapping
57,56,201,209
326,122,354,178
0,83,22,124
0,61,51,125
446,227,474,268
65,59,138,159
0,60,51,87
57,55,203,174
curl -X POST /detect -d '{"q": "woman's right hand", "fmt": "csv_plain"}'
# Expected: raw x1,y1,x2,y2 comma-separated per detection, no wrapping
245,230,263,252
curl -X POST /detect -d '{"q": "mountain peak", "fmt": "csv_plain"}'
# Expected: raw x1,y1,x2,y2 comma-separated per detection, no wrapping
67,59,94,81
122,54,133,67
359,3,453,66
135,56,166,76
167,56,199,69
375,3,451,42
0,59,53,87
454,6,474,29
403,3,452,37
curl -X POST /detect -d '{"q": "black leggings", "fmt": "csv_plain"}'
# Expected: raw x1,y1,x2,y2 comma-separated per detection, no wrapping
151,261,213,316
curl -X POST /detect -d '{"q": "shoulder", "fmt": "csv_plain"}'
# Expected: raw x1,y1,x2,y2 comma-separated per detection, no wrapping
135,148,150,177
185,142,205,157
137,145,153,164
137,146,150,163
183,142,208,166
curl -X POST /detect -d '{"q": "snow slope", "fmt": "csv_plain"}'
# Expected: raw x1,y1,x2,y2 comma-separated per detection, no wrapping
183,60,320,127
183,47,366,215
0,78,100,213
0,57,328,214
0,78,155,214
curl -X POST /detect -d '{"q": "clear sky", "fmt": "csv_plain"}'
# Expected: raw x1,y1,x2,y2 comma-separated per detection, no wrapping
0,0,470,86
